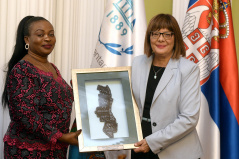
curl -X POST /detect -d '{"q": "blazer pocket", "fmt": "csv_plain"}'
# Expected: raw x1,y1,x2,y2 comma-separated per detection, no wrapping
152,119,175,132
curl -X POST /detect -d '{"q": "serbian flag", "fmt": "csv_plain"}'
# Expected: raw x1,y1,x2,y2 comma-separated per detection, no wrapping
182,0,239,158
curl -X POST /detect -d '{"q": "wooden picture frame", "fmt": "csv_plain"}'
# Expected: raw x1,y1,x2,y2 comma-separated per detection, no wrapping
71,66,142,152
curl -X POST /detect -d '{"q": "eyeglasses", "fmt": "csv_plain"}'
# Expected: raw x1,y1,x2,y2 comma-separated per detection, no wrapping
150,31,174,40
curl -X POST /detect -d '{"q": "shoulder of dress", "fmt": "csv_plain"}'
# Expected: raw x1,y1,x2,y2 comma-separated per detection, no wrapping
10,60,38,76
13,60,34,68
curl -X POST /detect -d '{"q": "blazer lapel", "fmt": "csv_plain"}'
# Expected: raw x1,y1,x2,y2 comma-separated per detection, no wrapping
152,58,178,105
139,56,153,109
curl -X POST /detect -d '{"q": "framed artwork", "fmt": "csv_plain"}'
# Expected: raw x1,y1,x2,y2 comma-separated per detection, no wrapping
71,66,142,152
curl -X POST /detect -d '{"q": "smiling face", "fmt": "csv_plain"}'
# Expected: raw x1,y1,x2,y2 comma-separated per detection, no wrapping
24,20,56,57
150,28,174,59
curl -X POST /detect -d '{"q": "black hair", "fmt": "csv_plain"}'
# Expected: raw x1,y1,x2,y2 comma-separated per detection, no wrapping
2,16,48,108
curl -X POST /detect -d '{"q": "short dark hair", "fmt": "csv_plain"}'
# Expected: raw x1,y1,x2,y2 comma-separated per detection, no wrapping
2,16,48,108
144,14,185,59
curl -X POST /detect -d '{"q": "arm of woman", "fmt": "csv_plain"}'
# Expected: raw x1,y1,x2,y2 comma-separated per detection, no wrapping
7,63,76,145
138,61,201,154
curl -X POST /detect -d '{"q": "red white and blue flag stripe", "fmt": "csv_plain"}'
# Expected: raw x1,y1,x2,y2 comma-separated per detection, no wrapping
182,0,239,158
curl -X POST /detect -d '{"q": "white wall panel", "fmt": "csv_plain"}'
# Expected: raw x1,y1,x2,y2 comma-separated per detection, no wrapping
0,0,106,158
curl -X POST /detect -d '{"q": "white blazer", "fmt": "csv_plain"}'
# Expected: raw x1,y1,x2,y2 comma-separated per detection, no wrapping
131,55,203,159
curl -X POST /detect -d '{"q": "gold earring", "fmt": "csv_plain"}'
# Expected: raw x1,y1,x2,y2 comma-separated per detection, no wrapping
25,44,29,50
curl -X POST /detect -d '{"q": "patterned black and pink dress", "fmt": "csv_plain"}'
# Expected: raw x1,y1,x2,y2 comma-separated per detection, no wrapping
3,60,74,159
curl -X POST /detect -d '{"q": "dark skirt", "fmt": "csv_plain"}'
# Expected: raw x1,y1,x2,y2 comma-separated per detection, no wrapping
131,149,159,159
4,142,67,159
131,120,159,159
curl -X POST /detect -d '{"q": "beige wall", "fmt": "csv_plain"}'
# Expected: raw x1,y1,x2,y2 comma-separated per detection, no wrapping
144,0,239,70
232,0,239,70
144,0,173,24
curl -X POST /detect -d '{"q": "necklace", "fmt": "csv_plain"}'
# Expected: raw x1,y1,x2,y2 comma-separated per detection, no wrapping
38,61,51,72
152,65,163,79
28,54,51,72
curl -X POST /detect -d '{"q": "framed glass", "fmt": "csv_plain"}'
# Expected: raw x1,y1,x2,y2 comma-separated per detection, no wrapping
72,66,143,152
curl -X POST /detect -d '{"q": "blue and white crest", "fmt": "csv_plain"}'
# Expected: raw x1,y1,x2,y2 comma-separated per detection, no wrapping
92,0,140,68
99,0,135,56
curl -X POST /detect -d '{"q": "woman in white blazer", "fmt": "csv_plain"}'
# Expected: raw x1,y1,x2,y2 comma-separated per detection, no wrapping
131,14,203,159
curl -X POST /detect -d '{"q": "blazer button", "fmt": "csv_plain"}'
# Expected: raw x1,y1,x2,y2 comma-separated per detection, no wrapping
152,122,157,126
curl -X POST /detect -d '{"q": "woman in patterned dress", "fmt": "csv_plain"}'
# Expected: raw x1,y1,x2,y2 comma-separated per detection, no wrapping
2,16,81,159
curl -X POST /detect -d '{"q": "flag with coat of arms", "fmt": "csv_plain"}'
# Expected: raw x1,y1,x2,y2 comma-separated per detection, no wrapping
69,0,146,158
181,0,239,158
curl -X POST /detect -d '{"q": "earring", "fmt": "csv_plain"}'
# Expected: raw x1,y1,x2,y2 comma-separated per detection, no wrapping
25,44,29,50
